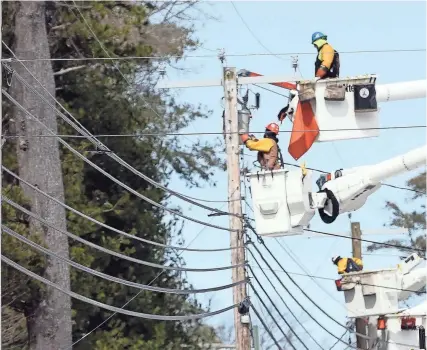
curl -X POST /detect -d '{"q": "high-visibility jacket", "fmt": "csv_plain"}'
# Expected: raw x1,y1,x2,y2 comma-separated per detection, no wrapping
314,40,340,79
337,257,363,274
244,137,281,170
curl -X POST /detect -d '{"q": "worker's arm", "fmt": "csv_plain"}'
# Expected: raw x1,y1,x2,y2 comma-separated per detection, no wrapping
316,44,335,77
353,257,363,268
243,137,275,153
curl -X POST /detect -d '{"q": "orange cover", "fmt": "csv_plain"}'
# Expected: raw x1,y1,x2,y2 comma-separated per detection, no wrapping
288,101,319,160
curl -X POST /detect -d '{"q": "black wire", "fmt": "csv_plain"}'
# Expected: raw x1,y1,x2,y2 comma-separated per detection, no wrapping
305,228,425,254
252,84,290,98
329,330,349,350
245,233,358,348
248,264,315,350
250,283,292,350
251,304,283,350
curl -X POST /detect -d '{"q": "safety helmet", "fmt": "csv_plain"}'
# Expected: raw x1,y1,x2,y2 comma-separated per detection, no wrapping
312,31,327,43
332,256,341,264
265,122,280,135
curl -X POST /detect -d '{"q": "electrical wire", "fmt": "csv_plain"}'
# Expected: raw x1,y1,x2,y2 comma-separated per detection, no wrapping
329,330,349,350
3,197,245,272
250,304,283,350
3,167,239,252
247,265,311,350
2,89,237,232
246,224,419,348
1,255,238,321
64,6,238,213
66,196,233,349
2,61,237,212
2,225,247,294
249,283,295,350
305,228,425,254
3,125,426,139
230,2,289,63
3,48,425,61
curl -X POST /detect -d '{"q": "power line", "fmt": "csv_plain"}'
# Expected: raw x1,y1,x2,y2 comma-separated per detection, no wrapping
66,197,234,349
3,125,425,139
2,48,425,62
2,225,247,294
2,89,237,232
249,283,296,350
3,167,239,252
3,197,245,272
2,255,238,321
250,304,283,350
305,228,425,254
247,264,320,349
246,224,418,348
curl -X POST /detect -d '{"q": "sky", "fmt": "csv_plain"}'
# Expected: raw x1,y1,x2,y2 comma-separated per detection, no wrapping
160,1,426,349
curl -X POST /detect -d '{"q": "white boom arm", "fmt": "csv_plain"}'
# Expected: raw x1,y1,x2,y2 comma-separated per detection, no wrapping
376,80,426,102
316,145,427,223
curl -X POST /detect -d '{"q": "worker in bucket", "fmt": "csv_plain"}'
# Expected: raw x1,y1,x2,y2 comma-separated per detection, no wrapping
332,256,363,274
240,122,282,171
312,32,340,79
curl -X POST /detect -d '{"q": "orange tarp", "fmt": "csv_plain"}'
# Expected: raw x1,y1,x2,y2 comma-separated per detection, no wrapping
288,101,319,160
246,72,297,91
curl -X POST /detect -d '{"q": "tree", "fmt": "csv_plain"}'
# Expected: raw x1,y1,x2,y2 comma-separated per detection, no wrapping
367,171,426,258
2,1,225,349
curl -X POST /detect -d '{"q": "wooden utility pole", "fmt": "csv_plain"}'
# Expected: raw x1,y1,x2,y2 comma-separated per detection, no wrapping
351,222,367,350
223,67,251,350
10,2,72,349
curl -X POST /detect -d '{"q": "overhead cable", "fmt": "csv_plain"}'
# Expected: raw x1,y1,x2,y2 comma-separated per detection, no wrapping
250,304,284,350
247,265,311,350
305,228,425,254
65,198,230,349
249,283,296,350
3,125,426,139
2,255,238,321
248,257,325,349
246,225,418,348
66,5,238,214
3,48,425,61
2,167,238,252
245,235,362,348
1,61,237,214
2,89,237,232
2,225,247,294
3,197,245,272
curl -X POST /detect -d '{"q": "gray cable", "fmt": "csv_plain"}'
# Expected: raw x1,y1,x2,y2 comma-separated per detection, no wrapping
2,89,237,232
3,42,238,213
3,197,246,272
2,225,247,294
1,255,238,321
250,304,283,350
2,166,238,253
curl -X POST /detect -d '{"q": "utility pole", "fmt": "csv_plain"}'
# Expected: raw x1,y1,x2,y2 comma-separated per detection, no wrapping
10,2,72,349
223,67,251,350
351,222,367,350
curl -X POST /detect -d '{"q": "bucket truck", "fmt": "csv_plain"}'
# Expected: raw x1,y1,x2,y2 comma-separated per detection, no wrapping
247,145,426,237
335,253,427,350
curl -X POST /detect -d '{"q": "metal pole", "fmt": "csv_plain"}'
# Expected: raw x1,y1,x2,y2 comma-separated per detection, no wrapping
223,66,250,350
352,222,367,349
253,325,260,350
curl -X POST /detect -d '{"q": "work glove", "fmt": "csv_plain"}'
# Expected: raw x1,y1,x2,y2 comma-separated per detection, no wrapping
315,67,327,79
277,105,289,122
240,134,256,144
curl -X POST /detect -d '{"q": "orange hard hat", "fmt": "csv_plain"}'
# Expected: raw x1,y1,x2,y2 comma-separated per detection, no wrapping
265,122,280,135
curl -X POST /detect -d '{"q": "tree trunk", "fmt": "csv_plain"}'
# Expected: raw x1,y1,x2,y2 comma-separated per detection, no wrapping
10,2,72,349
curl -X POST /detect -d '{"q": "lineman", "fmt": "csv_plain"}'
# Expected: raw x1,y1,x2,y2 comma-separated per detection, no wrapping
312,32,340,79
240,122,282,171
332,256,363,274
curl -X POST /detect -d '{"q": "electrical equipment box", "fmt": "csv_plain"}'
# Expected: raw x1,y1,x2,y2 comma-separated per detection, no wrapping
238,109,251,145
290,74,380,143
246,168,315,237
